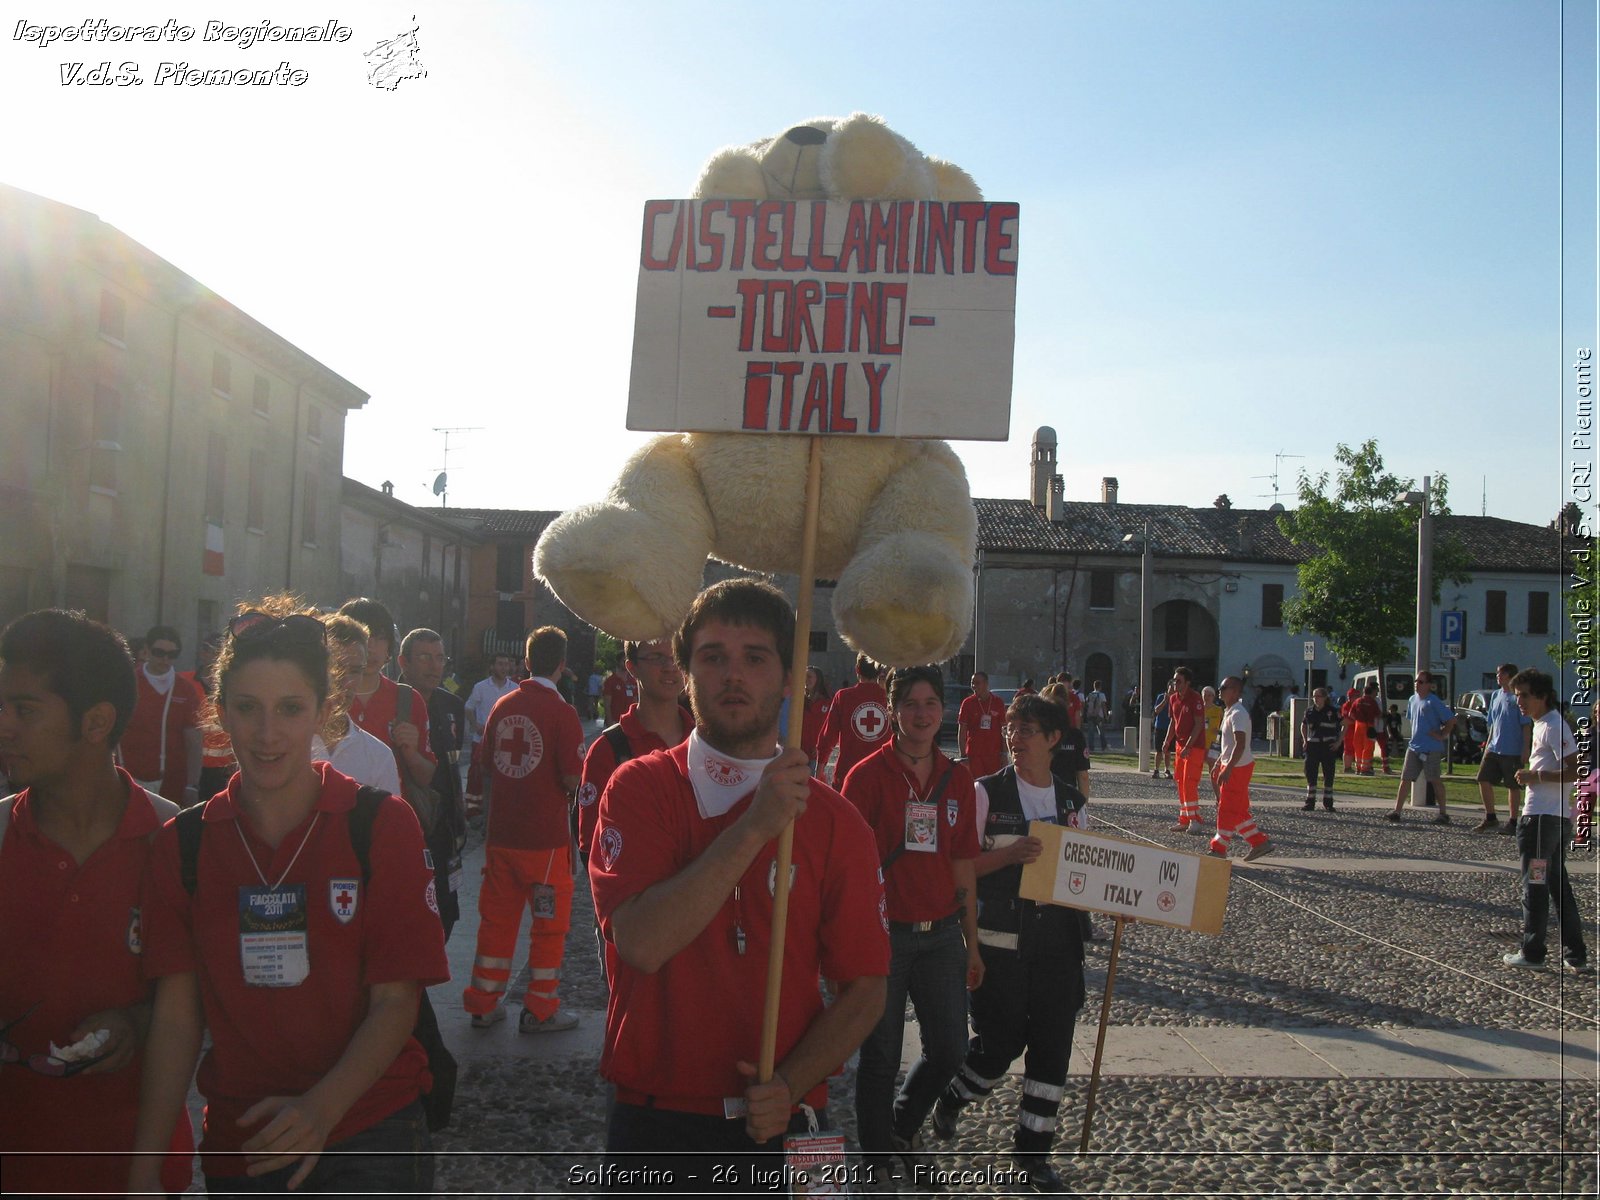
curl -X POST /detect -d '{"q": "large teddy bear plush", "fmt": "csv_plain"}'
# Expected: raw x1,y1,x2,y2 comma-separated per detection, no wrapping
534,113,983,667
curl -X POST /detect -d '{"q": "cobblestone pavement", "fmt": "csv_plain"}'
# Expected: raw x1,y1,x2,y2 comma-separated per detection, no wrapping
422,768,1598,1196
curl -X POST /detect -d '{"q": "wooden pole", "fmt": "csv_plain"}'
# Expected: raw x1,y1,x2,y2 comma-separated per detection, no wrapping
1078,914,1126,1155
759,436,825,1082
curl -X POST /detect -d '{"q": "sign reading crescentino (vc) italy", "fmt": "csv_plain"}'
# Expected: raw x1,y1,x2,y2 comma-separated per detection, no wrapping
627,199,1018,441
1020,825,1232,935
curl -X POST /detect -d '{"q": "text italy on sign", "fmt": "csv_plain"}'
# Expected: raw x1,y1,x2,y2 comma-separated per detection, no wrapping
1018,825,1231,935
627,199,1018,440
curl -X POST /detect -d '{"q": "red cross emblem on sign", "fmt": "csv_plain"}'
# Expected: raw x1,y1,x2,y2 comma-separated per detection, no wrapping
852,701,888,742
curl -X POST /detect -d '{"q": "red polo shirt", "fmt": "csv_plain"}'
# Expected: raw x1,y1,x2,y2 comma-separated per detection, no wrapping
478,678,586,850
957,692,1008,778
602,671,638,721
349,675,435,764
0,772,193,1195
120,668,205,799
575,704,691,858
816,680,891,786
590,745,887,1113
841,745,979,924
140,763,449,1176
1167,689,1205,750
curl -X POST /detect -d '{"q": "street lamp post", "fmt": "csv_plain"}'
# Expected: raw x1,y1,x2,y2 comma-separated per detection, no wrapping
1403,476,1433,808
1124,522,1153,773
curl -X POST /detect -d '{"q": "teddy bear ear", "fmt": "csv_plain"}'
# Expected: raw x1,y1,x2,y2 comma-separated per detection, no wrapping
694,145,768,200
927,157,983,202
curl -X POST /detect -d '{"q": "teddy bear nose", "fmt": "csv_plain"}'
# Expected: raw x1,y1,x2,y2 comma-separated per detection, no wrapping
784,125,828,146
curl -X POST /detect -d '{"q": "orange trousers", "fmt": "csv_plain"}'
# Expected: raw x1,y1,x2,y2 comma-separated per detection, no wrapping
464,845,574,1019
1209,762,1266,852
1351,724,1373,772
1174,746,1206,825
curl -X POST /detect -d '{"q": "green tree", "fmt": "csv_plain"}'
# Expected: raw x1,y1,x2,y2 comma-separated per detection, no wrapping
1276,441,1472,672
593,630,624,674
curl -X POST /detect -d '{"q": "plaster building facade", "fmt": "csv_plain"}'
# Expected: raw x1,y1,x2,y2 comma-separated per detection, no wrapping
967,429,1579,720
0,183,366,666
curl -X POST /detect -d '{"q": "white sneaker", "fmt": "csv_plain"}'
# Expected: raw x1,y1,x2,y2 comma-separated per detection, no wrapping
470,1006,506,1028
1502,951,1548,971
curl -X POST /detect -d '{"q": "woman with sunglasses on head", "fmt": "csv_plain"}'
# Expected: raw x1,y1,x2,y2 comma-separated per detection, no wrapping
131,598,448,1196
930,693,1087,1194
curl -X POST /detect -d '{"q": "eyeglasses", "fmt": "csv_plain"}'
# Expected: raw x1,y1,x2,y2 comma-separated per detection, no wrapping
1413,678,1430,685
1003,723,1043,738
228,611,327,646
147,645,178,660
633,653,674,668
1,1005,111,1078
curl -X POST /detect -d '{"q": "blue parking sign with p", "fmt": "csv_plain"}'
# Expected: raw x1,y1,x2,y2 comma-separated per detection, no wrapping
1440,610,1465,658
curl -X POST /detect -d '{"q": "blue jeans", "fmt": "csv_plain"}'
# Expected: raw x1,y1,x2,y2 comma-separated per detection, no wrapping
854,922,969,1152
1517,815,1587,966
204,1099,432,1196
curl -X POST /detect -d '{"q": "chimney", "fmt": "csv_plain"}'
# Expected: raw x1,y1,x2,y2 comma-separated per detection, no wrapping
1047,474,1065,522
381,480,395,497
1031,427,1058,508
1101,476,1118,505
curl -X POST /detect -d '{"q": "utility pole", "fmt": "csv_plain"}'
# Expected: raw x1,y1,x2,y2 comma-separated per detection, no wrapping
431,426,482,507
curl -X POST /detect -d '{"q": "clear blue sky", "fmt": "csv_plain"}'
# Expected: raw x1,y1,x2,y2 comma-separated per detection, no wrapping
4,0,1591,525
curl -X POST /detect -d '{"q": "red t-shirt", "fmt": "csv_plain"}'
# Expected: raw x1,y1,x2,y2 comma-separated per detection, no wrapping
1352,696,1381,729
841,745,979,924
140,763,449,1176
575,704,691,858
0,773,194,1195
602,672,638,721
800,695,831,759
1167,689,1205,750
349,676,435,767
957,692,1008,778
478,678,585,850
121,668,205,799
816,680,891,787
589,744,888,1111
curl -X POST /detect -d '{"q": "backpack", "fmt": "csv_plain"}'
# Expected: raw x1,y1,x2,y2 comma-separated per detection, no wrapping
175,788,457,1132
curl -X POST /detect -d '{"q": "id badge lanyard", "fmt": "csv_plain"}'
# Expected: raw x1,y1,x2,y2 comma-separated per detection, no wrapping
532,849,558,920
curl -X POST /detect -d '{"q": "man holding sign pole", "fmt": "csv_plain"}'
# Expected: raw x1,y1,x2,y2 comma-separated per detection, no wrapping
589,580,888,1188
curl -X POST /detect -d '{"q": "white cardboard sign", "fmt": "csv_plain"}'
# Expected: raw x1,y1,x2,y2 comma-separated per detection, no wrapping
626,199,1018,441
1019,825,1232,934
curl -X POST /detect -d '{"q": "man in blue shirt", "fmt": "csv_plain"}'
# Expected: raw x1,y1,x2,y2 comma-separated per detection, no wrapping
1473,663,1533,833
1386,670,1457,823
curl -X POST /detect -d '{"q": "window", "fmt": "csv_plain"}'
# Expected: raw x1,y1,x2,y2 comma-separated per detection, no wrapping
306,405,322,441
1528,591,1549,635
300,474,318,546
205,432,227,522
1485,590,1506,634
495,542,523,593
98,290,125,342
212,352,231,396
247,449,266,531
422,535,433,580
252,375,270,416
90,384,120,493
1261,583,1284,628
496,598,525,641
1089,569,1115,610
809,631,827,652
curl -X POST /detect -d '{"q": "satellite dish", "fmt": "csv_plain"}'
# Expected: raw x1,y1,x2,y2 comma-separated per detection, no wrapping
432,472,448,496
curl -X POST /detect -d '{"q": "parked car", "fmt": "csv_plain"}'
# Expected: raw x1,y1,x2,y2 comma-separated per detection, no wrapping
1450,706,1489,764
1458,689,1495,715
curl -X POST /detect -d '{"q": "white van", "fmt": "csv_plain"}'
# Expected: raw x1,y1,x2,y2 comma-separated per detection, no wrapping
1351,667,1414,738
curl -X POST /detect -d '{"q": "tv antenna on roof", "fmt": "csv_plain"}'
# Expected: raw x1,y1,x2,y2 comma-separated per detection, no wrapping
431,427,482,507
1252,451,1304,507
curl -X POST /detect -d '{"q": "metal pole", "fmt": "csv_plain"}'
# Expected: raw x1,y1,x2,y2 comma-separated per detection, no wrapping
1138,521,1153,773
1411,476,1433,808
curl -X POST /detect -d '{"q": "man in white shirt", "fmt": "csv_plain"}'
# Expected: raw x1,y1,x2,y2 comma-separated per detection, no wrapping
465,653,517,818
1504,669,1588,972
1209,676,1273,862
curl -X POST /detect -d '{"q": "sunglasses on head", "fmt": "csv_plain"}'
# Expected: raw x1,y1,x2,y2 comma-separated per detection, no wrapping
228,611,327,646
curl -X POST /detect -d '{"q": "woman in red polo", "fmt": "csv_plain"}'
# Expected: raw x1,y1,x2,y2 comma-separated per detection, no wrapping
131,599,448,1194
840,665,982,1179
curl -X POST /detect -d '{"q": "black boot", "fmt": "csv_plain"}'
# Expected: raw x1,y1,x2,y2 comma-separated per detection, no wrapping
1302,792,1315,811
1011,1151,1065,1193
1322,793,1335,811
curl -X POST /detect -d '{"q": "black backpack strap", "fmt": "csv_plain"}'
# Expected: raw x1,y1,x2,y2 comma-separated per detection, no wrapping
349,786,387,886
601,723,633,765
880,764,956,875
177,803,206,896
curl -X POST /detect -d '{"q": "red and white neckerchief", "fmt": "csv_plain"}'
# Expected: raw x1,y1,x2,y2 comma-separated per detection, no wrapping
686,730,779,820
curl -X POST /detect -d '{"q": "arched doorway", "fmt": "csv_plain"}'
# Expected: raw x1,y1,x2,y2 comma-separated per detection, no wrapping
1151,599,1219,693
1083,652,1114,704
